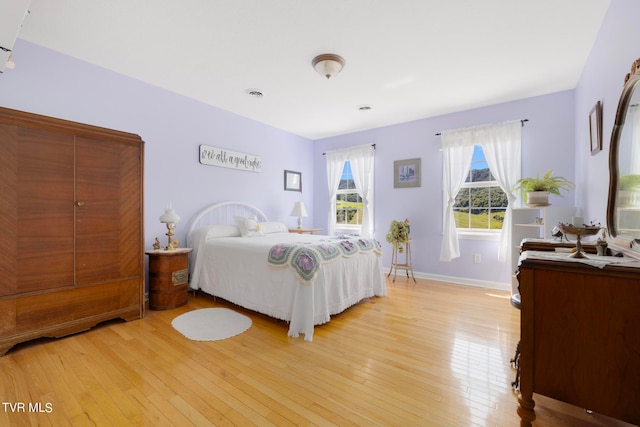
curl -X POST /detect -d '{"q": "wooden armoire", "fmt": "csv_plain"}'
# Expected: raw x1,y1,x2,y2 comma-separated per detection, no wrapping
0,107,144,356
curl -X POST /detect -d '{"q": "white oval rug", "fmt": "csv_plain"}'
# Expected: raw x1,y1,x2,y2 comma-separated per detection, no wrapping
171,308,252,341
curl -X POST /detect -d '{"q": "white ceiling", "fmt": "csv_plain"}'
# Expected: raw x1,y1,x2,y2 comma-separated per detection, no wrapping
17,0,611,140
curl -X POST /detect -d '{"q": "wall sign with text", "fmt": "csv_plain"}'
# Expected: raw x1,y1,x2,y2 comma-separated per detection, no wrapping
199,144,262,172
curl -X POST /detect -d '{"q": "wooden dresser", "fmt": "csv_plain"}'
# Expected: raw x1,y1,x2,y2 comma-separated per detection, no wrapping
516,253,640,426
0,107,144,356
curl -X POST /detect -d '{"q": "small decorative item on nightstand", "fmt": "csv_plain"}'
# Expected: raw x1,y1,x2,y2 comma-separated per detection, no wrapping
145,247,193,310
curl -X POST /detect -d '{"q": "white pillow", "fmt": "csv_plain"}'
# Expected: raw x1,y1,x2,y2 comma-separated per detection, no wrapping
204,224,241,239
188,224,240,248
234,215,264,237
259,222,288,234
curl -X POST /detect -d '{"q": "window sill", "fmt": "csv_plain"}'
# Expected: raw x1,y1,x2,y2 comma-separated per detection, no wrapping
458,231,501,241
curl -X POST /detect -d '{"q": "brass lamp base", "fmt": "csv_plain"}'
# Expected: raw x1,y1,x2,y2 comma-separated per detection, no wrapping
160,222,180,250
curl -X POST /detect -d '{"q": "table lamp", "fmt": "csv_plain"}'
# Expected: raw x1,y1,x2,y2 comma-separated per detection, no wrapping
159,205,180,250
290,201,308,229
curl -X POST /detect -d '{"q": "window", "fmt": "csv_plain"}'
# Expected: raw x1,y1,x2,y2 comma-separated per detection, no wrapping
453,146,507,231
440,120,521,261
335,161,363,228
326,144,374,237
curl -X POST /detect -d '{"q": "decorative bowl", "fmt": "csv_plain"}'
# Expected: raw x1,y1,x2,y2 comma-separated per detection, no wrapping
557,224,601,237
557,223,601,258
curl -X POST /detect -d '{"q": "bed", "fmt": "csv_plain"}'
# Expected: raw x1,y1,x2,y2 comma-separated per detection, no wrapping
186,201,387,341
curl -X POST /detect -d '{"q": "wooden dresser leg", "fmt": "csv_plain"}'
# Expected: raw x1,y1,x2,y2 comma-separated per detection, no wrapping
517,393,536,426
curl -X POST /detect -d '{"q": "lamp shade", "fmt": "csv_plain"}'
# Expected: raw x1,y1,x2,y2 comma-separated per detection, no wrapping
290,201,308,218
159,207,180,224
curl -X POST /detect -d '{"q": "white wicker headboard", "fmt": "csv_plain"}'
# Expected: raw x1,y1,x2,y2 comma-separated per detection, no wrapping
186,201,268,238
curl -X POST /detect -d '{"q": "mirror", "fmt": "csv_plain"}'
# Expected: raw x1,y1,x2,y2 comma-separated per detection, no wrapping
607,58,640,247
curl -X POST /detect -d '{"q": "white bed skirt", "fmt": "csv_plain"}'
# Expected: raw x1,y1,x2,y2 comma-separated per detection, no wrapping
189,233,387,341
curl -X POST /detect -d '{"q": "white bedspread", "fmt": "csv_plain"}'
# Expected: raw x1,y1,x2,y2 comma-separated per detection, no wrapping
189,232,386,341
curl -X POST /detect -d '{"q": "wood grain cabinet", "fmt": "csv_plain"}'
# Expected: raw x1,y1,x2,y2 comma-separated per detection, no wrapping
0,107,144,356
146,248,192,310
517,255,640,426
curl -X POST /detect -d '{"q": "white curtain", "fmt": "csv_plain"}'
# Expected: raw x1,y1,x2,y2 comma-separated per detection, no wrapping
325,144,375,237
440,120,522,262
349,145,375,238
476,121,522,262
440,133,475,261
326,150,348,236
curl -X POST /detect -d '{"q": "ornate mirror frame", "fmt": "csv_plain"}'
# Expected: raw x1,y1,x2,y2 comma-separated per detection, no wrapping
607,58,640,251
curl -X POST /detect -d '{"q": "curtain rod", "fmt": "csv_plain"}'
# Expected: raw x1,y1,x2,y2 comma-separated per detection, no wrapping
322,143,376,155
435,119,529,136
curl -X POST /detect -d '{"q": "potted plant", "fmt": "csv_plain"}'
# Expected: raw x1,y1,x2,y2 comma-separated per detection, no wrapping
514,169,575,206
386,218,410,253
618,174,640,206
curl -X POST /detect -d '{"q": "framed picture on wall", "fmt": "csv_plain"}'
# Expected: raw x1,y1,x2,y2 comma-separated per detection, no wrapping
394,158,421,188
589,100,602,154
284,170,302,191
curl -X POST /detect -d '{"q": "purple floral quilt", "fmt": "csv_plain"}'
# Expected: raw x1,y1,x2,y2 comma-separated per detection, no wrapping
267,237,382,283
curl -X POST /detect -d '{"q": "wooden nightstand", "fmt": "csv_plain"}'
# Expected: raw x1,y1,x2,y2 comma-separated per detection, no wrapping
288,228,323,234
145,248,192,310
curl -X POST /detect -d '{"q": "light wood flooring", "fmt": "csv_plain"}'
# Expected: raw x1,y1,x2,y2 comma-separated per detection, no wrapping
0,277,634,426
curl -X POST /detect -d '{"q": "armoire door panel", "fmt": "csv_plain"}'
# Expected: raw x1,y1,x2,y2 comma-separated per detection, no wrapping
118,143,143,277
17,127,75,293
75,138,142,284
0,124,18,297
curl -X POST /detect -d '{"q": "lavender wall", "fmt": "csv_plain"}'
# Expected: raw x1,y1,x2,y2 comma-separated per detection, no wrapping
2,0,635,291
574,0,640,227
0,40,315,256
312,0,640,289
313,91,576,288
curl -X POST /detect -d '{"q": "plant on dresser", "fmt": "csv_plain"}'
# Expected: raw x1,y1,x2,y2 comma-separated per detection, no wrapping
514,169,575,206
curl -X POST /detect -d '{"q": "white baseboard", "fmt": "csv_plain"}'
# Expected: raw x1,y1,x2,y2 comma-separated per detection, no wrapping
387,268,511,291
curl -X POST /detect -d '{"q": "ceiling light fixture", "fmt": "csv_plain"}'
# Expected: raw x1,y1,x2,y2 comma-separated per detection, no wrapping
312,53,345,79
246,88,264,98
